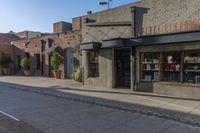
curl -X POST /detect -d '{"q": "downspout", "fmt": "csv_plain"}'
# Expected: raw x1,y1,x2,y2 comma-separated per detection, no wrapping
130,6,137,91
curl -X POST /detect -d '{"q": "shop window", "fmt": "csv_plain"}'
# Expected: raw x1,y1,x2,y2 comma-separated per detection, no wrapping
48,39,52,48
88,51,99,77
16,55,21,70
25,52,30,59
184,51,200,83
141,52,160,81
25,53,30,70
162,52,181,82
35,54,41,70
41,40,46,52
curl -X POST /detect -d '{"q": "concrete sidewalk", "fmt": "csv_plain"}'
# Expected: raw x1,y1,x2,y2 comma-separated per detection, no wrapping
0,76,200,124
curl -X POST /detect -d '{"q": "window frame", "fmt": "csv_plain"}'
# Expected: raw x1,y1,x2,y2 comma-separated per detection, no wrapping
87,50,99,78
35,54,41,70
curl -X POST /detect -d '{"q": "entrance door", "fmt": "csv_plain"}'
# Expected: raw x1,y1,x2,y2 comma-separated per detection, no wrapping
116,49,131,88
66,48,74,78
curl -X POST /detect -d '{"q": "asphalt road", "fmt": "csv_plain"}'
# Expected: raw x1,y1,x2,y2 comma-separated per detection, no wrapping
0,85,199,133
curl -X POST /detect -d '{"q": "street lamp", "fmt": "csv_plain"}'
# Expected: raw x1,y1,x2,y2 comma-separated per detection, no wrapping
98,0,112,9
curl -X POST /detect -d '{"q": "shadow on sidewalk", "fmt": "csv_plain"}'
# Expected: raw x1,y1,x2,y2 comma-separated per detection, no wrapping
0,81,200,127
48,84,200,102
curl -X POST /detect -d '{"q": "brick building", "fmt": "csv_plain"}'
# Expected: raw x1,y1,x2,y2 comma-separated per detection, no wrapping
0,33,19,75
16,31,42,39
12,17,82,78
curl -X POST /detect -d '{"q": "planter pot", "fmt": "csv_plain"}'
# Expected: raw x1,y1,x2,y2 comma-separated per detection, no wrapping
53,70,62,79
75,73,82,82
24,70,31,76
3,68,10,75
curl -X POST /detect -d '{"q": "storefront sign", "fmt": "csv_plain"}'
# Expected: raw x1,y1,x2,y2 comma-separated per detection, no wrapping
139,19,200,36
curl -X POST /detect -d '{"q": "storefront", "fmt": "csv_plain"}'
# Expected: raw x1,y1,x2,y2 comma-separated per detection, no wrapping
134,31,200,99
80,0,200,99
81,39,135,89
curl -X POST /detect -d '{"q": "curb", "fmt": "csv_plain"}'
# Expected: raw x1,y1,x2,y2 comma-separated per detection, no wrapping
1,83,200,128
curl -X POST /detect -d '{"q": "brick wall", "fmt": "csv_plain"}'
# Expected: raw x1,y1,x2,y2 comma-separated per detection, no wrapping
0,33,19,75
0,45,15,75
0,33,19,45
134,0,200,36
72,17,82,31
12,30,81,78
53,22,72,33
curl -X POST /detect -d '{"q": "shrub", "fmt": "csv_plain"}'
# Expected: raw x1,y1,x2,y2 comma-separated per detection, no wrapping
20,57,31,70
71,67,82,81
0,55,12,68
50,52,63,70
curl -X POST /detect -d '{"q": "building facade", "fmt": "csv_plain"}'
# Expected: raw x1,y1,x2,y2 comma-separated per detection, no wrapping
11,17,82,78
81,0,200,100
16,31,42,39
0,33,20,75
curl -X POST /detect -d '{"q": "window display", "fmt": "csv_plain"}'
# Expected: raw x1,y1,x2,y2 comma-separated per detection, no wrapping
141,52,160,81
162,52,181,82
140,50,200,84
184,51,200,83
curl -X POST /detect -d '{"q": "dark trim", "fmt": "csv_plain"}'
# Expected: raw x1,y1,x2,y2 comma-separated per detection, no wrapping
83,30,200,50
86,21,132,27
80,42,101,50
130,30,200,46
102,39,125,49
101,38,137,49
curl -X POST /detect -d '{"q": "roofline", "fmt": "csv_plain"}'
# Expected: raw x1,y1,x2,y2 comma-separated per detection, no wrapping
12,30,81,42
81,0,142,17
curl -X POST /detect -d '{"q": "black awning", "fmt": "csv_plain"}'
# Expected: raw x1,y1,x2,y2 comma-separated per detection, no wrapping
81,31,200,50
101,38,140,49
102,39,125,48
80,42,101,50
130,30,200,46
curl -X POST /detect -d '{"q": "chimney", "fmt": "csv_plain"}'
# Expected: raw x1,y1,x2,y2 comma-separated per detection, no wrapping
53,21,72,33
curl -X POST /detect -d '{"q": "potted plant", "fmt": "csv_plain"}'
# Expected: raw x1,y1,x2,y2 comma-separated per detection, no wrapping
0,55,12,75
50,52,63,79
71,67,82,82
20,57,31,76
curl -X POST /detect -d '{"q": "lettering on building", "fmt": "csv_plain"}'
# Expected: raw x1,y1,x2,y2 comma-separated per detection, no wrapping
139,19,200,36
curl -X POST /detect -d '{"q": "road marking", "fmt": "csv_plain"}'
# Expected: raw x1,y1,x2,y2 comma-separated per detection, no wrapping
0,110,20,122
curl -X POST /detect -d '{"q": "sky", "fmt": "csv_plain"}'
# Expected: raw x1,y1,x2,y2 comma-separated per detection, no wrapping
0,0,139,33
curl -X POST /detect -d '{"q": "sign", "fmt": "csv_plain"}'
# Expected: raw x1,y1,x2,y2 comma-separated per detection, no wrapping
138,19,200,36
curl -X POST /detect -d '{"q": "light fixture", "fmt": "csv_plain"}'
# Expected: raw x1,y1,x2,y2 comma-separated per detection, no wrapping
98,0,112,9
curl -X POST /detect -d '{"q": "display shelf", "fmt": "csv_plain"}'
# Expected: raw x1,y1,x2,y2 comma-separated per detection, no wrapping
142,63,160,65
184,70,200,72
143,69,159,71
164,70,181,72
140,52,160,82
184,62,200,64
141,79,159,82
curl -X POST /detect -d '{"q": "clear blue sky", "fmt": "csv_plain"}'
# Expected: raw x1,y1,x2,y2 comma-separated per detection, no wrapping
0,0,139,33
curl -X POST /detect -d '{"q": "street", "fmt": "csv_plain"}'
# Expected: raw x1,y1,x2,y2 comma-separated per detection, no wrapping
0,84,199,133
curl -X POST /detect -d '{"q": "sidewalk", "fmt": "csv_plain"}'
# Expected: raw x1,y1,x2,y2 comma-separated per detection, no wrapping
0,76,200,125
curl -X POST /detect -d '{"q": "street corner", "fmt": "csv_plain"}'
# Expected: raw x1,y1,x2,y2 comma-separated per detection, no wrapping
0,113,44,133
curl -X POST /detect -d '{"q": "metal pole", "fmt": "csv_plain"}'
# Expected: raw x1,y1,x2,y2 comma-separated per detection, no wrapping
108,0,110,9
